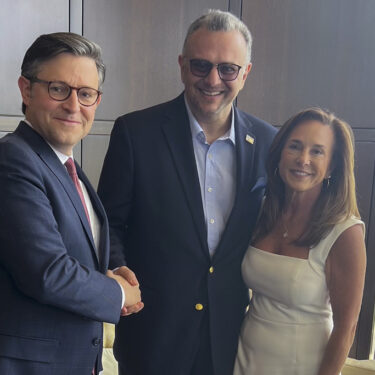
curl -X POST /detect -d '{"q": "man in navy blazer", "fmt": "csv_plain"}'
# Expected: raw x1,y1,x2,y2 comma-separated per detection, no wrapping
0,33,142,375
98,10,277,375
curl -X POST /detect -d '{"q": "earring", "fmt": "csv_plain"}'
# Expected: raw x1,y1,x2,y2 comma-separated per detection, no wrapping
274,167,279,176
325,176,331,188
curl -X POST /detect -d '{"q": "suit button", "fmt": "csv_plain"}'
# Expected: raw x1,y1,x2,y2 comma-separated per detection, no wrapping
92,338,101,347
209,266,214,274
195,303,204,311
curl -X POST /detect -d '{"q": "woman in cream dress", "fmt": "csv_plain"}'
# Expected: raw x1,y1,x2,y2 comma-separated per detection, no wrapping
234,108,366,375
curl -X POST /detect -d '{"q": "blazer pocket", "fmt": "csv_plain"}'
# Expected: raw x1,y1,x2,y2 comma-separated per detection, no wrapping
0,332,59,363
250,176,266,193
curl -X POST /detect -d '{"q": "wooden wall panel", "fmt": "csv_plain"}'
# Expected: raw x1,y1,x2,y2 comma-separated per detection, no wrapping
353,130,375,358
0,0,69,117
355,140,375,227
238,0,375,128
81,135,110,189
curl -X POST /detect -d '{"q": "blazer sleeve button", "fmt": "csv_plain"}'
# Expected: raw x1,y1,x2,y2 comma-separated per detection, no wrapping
92,338,102,347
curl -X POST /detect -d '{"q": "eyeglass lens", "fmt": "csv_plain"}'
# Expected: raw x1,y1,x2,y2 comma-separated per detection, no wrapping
189,59,241,81
48,82,99,106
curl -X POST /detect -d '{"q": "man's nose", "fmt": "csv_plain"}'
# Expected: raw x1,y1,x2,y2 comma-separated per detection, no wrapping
61,89,81,112
204,65,222,86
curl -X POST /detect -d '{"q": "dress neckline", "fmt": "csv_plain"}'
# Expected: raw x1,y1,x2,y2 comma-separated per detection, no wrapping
250,245,311,261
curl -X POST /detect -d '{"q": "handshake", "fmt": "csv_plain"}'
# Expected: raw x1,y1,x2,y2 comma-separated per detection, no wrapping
107,266,144,316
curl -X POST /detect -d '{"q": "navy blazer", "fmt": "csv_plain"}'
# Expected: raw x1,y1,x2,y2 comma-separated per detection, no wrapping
0,122,122,375
98,94,277,375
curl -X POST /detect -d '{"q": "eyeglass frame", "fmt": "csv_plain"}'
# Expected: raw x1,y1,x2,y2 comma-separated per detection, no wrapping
187,58,243,81
25,76,102,107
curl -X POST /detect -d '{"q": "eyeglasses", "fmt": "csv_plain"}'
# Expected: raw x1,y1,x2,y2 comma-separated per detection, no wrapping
27,77,101,106
189,59,242,81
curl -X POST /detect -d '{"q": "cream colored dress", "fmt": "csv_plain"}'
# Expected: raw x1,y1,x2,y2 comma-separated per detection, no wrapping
234,217,363,375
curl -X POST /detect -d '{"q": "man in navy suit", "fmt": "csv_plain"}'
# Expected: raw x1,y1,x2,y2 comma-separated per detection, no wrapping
98,9,277,375
0,32,142,375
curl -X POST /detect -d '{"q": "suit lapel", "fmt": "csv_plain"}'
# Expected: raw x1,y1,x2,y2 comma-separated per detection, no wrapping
234,110,257,199
77,165,109,271
160,96,210,258
213,109,256,260
15,122,98,264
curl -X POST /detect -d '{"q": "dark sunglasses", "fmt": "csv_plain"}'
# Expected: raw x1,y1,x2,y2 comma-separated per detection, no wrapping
189,59,242,81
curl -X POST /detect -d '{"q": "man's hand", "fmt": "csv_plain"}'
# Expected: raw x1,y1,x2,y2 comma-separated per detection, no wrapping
113,266,139,286
113,266,145,315
106,268,144,316
121,301,144,316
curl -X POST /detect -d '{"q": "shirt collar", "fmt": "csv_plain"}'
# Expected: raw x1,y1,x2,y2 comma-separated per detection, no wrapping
23,119,72,164
184,95,236,145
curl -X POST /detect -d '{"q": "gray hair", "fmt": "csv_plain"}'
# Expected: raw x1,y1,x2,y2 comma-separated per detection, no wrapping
182,9,252,63
21,32,105,114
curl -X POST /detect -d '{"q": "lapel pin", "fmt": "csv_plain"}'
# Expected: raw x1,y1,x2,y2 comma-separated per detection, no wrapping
246,134,254,144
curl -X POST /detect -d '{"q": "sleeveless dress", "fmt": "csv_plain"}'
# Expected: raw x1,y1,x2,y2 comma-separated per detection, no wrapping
233,217,364,375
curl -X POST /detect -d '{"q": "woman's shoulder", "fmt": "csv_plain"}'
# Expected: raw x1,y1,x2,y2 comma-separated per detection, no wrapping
331,216,365,240
330,217,365,256
310,216,365,264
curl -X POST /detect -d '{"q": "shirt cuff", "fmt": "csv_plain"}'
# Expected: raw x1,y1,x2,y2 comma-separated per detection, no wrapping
113,267,126,308
120,284,125,308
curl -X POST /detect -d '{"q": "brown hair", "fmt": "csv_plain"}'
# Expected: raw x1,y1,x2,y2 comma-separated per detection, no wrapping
252,107,359,247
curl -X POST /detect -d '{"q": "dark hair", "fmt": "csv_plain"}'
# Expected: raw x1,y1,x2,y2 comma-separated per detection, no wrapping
252,107,359,247
21,32,105,114
182,9,252,63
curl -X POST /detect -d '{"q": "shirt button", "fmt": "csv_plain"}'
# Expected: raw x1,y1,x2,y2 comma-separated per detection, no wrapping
209,266,214,274
209,219,215,224
195,303,204,311
207,187,213,192
208,154,212,160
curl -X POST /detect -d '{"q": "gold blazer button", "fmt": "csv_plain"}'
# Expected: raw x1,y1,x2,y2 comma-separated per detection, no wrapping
195,303,204,311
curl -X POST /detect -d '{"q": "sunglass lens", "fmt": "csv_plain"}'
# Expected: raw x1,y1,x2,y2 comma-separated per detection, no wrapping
218,64,239,81
190,59,213,77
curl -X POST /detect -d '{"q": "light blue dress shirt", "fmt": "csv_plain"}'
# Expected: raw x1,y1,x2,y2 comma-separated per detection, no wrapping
185,98,237,256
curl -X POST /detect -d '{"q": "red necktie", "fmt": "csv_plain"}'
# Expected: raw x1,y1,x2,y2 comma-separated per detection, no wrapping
65,158,91,225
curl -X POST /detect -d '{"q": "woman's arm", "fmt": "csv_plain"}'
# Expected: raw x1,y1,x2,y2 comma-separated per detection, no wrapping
318,223,366,375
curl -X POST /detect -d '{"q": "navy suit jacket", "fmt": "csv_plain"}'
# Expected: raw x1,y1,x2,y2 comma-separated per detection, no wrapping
98,94,277,375
0,122,122,375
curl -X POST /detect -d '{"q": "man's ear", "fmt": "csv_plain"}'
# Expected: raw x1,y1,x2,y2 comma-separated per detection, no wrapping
178,55,187,84
18,76,32,106
96,93,102,107
238,63,252,91
243,62,252,80
178,54,184,69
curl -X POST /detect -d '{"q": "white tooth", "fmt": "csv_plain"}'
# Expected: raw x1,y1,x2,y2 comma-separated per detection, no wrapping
202,90,221,96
